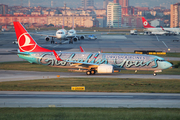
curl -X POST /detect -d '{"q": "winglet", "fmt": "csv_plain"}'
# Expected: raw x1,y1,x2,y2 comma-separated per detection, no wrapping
53,50,63,61
80,46,85,52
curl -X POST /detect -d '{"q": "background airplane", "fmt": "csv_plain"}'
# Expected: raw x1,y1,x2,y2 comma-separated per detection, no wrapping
36,15,97,44
142,17,180,35
14,21,172,76
40,25,84,44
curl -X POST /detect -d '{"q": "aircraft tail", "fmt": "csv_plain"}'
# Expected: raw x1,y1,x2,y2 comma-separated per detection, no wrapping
13,22,52,52
142,17,155,28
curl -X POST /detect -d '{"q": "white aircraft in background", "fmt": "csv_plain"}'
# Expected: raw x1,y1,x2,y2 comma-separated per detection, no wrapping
44,26,85,44
142,17,180,35
44,25,85,44
36,16,85,44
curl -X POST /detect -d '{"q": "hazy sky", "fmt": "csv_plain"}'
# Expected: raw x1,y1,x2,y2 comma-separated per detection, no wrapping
0,0,179,9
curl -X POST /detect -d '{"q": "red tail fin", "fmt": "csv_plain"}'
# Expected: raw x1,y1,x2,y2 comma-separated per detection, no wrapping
142,17,155,28
13,22,52,52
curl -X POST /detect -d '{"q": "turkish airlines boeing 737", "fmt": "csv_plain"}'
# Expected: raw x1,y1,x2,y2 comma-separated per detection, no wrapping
14,21,172,76
142,17,180,35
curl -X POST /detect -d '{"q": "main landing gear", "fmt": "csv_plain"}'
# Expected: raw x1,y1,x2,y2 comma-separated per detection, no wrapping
69,39,73,44
51,37,55,44
86,70,96,75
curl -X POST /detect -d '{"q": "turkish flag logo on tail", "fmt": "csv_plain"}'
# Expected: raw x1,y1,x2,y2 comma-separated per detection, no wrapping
18,33,37,52
141,17,155,28
13,22,52,52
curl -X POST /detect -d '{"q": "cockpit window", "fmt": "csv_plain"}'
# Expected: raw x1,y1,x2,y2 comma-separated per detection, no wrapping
157,59,165,62
57,32,64,34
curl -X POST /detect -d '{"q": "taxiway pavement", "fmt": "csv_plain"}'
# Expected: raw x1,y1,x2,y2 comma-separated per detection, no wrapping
0,91,179,108
0,70,180,82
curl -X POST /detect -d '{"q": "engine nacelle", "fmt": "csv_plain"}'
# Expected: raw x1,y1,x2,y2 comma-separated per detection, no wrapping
97,64,114,73
80,35,85,40
45,36,50,41
73,37,78,41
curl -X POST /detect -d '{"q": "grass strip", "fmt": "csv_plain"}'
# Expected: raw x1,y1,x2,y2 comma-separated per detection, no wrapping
0,61,69,72
0,78,180,93
0,61,180,75
0,108,179,120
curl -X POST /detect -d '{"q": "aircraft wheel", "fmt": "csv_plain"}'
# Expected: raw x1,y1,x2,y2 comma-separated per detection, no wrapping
86,71,91,75
153,73,157,76
91,70,95,75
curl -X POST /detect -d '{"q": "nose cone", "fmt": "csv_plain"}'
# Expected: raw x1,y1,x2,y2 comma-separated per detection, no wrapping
56,34,65,39
160,61,172,69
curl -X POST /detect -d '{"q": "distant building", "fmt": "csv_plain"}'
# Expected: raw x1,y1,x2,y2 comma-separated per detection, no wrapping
94,9,106,16
103,0,108,9
153,6,166,10
0,4,8,15
121,15,142,28
47,15,97,28
121,6,137,15
0,14,47,26
0,14,97,28
97,16,107,27
81,0,94,10
118,0,129,7
136,7,149,11
170,2,180,28
150,19,164,27
107,2,121,28
163,9,170,16
137,10,150,16
113,0,129,7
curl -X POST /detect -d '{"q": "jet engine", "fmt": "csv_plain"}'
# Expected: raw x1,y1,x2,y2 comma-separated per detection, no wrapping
80,35,85,40
73,37,78,41
45,36,50,41
97,64,114,73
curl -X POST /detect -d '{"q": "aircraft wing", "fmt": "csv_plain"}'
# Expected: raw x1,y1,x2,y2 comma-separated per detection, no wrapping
160,27,175,34
69,62,99,69
66,35,76,38
31,33,57,38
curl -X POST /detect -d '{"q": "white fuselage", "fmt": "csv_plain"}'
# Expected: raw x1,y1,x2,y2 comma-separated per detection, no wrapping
68,29,77,36
144,28,180,35
56,29,67,39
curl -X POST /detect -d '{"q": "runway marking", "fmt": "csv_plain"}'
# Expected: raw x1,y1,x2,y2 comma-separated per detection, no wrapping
155,35,169,49
162,41,169,48
155,35,160,41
